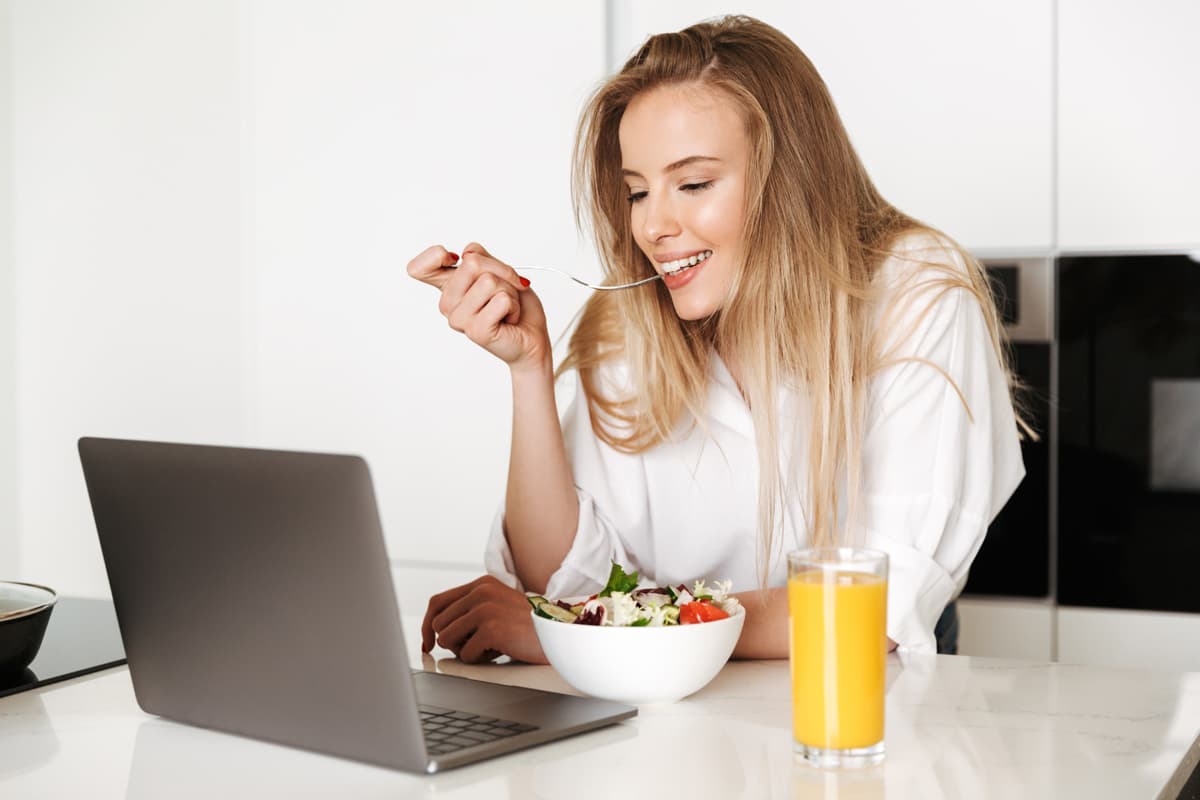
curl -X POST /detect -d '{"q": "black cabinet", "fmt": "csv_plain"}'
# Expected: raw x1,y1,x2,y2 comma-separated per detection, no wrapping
963,342,1051,598
962,257,1054,600
1057,254,1200,612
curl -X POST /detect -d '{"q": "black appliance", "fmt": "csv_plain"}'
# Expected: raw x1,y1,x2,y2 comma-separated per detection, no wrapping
1057,253,1200,612
962,256,1054,598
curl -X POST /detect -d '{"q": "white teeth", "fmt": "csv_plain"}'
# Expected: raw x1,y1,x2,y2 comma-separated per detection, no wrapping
664,250,712,275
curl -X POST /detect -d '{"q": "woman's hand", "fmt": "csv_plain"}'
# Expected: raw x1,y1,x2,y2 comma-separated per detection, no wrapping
406,242,551,373
420,575,549,665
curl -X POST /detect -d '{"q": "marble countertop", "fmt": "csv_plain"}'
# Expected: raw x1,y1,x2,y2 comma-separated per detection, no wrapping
1,564,1198,798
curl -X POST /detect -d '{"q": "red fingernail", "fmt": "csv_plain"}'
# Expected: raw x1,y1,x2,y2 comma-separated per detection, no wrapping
447,251,459,263
520,277,531,287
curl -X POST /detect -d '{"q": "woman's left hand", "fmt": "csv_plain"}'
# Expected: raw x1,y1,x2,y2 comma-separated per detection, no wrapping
420,575,549,665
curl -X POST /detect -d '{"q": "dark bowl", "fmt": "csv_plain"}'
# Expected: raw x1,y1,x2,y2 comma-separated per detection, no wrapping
0,582,57,679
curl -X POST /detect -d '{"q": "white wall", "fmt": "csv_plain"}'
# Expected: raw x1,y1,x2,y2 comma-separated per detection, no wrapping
4,0,606,596
242,0,605,566
10,0,246,595
0,1,16,580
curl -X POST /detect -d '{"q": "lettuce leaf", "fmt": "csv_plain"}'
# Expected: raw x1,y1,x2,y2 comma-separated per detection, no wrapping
598,561,639,597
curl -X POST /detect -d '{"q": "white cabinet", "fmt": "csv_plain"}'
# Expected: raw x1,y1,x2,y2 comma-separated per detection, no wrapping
961,601,1200,669
957,598,1055,661
611,1,1054,251
1057,607,1200,672
1057,0,1200,250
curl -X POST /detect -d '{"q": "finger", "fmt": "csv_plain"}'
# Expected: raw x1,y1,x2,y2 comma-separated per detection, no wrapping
447,271,516,333
437,256,511,321
422,593,459,653
460,241,492,260
429,584,494,641
421,578,485,652
406,245,461,289
458,623,504,664
436,261,475,320
435,606,484,656
465,291,521,344
459,244,529,293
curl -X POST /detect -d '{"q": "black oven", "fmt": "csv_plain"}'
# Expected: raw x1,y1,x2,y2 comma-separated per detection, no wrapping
961,256,1053,599
1056,253,1200,613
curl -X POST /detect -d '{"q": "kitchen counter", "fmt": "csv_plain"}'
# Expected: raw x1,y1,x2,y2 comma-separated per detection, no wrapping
1,564,1198,798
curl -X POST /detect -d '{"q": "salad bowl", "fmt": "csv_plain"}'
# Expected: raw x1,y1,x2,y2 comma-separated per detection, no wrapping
529,564,745,704
531,606,744,704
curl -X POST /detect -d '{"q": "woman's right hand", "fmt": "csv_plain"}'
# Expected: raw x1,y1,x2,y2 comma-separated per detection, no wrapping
407,242,551,372
420,575,549,665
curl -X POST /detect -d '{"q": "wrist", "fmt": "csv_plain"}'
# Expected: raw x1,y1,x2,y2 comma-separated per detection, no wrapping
509,351,554,383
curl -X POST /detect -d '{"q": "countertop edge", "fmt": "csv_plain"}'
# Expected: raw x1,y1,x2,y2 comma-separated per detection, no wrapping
1159,727,1200,800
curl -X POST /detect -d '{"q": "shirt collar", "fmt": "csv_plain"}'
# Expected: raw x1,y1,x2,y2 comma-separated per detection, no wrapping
708,351,756,439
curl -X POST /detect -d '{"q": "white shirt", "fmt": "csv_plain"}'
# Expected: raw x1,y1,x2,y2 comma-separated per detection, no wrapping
485,233,1025,653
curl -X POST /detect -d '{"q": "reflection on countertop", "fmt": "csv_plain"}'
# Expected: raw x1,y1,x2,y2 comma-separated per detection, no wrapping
0,597,125,698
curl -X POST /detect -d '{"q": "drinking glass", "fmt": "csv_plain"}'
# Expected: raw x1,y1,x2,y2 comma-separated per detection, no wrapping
787,547,888,768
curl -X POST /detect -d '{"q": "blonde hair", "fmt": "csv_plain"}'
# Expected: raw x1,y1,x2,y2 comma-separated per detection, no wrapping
561,15,1033,583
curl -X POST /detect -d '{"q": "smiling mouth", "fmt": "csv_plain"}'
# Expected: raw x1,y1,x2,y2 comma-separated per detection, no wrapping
662,250,713,277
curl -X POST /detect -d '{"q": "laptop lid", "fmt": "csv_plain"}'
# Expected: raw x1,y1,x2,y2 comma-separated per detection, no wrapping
79,436,437,773
80,437,637,773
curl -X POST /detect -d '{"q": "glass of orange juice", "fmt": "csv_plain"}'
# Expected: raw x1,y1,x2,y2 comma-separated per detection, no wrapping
788,547,888,768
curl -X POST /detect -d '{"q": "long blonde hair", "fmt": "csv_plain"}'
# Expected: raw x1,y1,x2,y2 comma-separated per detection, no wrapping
561,15,1032,583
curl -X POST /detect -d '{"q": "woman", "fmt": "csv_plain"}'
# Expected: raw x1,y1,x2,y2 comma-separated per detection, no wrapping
407,16,1027,663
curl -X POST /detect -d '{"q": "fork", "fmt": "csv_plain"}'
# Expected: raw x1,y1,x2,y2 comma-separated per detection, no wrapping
451,263,663,291
515,266,664,291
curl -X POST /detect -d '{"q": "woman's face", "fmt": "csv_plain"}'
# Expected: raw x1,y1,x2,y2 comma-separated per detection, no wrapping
619,84,749,320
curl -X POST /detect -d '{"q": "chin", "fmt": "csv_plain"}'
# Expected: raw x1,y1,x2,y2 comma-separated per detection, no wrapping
670,297,721,321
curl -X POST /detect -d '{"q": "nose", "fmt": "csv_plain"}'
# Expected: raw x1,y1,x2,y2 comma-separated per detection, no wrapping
641,193,681,243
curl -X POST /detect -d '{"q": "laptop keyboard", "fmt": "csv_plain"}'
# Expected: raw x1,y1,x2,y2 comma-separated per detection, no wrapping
419,704,539,757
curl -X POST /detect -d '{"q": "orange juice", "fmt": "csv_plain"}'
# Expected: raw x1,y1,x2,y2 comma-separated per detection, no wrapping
788,569,886,750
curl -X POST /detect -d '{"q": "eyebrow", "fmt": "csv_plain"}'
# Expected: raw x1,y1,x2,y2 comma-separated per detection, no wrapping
621,155,722,179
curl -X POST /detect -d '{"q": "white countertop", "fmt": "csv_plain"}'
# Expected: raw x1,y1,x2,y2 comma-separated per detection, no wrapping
2,565,1198,798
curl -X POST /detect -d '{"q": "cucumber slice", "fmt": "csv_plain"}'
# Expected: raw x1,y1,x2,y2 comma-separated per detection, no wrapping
530,596,578,623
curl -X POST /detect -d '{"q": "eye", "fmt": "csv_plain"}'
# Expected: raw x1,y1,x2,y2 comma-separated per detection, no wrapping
681,181,713,193
627,190,648,204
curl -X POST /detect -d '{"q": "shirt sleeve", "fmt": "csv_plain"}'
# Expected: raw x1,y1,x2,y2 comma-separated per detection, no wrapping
484,368,648,599
860,241,1025,653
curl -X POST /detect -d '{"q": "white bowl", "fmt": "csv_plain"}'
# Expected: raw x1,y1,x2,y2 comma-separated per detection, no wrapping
531,606,745,704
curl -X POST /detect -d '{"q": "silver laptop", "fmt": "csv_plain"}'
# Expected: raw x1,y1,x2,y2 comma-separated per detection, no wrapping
78,437,636,774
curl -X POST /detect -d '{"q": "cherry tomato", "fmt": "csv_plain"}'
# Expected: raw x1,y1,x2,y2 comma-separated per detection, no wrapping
679,600,730,625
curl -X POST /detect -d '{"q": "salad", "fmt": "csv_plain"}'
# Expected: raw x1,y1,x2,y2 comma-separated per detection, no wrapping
528,562,742,627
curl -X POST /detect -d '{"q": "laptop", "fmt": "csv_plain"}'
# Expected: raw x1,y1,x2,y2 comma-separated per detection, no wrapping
77,437,636,774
